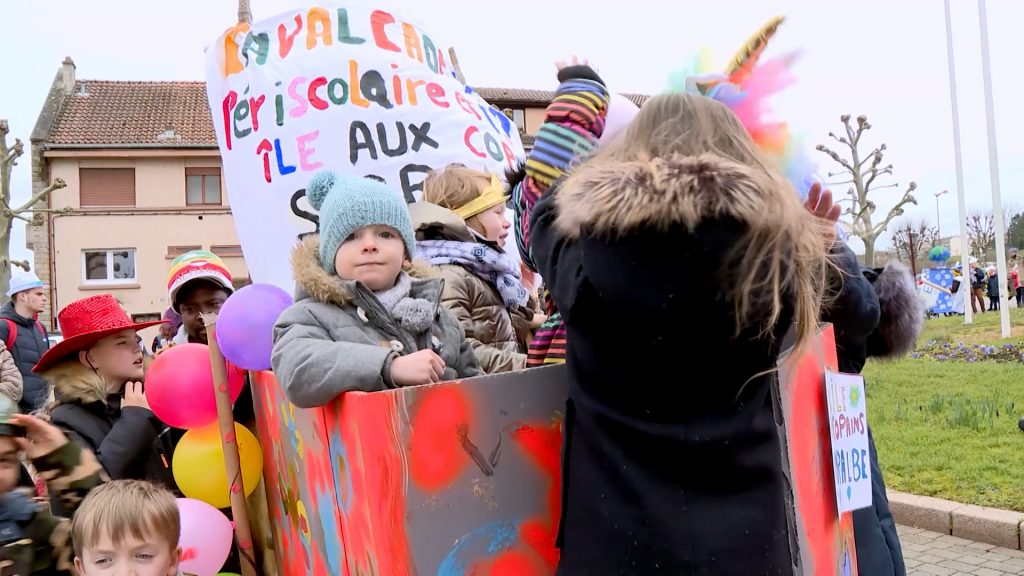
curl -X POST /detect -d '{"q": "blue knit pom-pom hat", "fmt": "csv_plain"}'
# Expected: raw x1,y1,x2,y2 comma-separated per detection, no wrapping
306,171,416,275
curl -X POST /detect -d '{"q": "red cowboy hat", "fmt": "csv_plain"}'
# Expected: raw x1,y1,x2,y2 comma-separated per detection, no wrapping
33,294,166,374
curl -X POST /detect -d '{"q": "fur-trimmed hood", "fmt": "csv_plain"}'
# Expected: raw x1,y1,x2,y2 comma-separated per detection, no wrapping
41,359,112,406
864,262,924,359
554,152,778,238
291,235,437,306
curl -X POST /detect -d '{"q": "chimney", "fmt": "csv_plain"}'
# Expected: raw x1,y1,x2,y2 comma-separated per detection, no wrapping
61,57,76,95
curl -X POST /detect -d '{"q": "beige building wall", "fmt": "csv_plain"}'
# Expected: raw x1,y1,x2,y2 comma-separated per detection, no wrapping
44,155,247,338
524,108,546,134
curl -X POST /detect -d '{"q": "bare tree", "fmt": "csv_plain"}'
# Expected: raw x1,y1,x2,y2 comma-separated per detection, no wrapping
238,0,252,24
817,114,917,266
0,120,68,296
891,218,937,276
966,211,996,260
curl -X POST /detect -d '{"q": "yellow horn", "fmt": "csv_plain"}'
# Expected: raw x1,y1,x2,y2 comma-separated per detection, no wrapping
725,16,785,79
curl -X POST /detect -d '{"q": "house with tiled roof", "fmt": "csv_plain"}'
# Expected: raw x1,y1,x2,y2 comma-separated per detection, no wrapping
29,58,248,329
28,59,645,328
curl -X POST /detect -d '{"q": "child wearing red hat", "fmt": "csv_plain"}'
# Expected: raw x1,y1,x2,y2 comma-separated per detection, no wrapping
33,294,175,492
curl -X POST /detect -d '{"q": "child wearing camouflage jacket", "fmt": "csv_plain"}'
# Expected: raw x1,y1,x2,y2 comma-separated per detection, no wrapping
0,396,106,574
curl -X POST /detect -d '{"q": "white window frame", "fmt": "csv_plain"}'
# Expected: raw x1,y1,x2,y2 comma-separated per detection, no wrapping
81,249,138,285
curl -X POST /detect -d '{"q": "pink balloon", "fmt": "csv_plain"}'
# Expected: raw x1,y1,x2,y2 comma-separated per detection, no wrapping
599,93,640,146
176,498,232,576
146,344,243,429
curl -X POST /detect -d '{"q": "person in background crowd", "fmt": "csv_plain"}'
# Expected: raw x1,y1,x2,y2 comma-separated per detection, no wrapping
151,323,176,355
0,340,22,406
1011,263,1023,308
969,257,987,314
987,266,1000,311
0,272,51,413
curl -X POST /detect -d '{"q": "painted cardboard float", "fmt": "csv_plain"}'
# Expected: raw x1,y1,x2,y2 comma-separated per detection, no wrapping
252,324,856,575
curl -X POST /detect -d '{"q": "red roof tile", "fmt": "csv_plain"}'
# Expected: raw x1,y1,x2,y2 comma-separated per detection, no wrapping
475,87,650,108
48,80,216,147
44,81,648,148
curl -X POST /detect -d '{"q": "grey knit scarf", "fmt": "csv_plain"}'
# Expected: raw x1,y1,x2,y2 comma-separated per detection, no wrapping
373,272,434,334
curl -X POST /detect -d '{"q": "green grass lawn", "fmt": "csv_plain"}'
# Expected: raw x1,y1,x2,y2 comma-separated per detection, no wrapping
863,309,1024,511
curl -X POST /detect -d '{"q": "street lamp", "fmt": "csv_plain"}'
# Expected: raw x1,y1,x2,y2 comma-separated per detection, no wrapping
935,189,949,237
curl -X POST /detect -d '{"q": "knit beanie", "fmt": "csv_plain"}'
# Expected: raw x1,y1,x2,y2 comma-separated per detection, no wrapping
307,171,416,275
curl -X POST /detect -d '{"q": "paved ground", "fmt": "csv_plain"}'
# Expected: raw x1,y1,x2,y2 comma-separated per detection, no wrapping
900,525,1024,575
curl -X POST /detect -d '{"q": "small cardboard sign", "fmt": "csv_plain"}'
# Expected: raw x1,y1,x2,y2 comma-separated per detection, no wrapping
824,371,872,513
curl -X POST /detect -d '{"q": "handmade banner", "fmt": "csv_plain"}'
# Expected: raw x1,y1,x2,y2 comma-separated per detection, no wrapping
773,324,859,575
205,2,525,291
825,371,872,514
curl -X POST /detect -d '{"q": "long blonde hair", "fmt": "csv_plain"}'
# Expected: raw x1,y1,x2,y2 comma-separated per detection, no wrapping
562,93,832,352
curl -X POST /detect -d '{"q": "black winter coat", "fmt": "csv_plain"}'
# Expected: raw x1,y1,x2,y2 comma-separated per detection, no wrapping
42,361,175,491
532,154,796,574
823,247,909,576
0,303,50,413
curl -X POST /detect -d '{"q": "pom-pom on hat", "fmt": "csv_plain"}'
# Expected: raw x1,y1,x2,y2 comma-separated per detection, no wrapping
306,171,416,275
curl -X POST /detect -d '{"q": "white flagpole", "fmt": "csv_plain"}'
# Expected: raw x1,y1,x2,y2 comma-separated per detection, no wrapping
944,0,972,324
978,0,1011,338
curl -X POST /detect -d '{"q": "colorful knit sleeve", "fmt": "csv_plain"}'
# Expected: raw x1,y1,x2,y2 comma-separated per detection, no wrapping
514,69,609,271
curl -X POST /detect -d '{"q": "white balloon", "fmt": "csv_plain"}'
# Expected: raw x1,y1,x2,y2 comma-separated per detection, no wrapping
600,93,641,146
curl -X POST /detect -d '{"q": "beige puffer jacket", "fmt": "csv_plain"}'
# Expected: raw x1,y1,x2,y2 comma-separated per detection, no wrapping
0,342,22,404
410,202,532,374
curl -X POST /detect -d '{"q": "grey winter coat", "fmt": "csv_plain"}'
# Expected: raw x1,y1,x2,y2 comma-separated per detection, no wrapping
272,236,483,408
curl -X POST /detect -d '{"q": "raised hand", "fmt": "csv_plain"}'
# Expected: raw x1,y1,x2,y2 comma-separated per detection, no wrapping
804,182,841,248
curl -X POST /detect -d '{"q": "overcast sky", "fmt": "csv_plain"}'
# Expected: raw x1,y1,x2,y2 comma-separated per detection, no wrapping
1,0,1021,263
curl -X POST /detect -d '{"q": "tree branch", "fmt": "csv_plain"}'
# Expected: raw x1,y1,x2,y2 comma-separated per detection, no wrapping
13,178,66,214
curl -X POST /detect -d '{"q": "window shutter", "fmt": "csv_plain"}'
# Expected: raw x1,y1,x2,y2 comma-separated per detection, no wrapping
80,169,136,206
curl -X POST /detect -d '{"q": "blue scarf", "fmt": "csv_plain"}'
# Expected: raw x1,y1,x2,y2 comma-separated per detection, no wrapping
417,240,529,310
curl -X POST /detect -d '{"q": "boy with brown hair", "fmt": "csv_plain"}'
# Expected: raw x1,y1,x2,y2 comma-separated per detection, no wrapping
72,479,190,576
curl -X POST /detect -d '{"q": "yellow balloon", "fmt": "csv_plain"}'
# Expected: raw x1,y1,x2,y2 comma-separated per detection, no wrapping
173,422,263,509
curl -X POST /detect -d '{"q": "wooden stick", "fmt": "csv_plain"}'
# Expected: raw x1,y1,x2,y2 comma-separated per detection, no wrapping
448,47,467,84
204,314,257,576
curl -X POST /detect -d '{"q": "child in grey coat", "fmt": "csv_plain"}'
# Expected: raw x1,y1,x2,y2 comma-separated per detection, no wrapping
272,172,482,408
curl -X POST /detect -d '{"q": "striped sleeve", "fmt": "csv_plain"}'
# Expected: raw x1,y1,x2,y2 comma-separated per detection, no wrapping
514,77,609,271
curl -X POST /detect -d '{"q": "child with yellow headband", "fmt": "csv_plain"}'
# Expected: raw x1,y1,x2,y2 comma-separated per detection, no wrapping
410,166,538,374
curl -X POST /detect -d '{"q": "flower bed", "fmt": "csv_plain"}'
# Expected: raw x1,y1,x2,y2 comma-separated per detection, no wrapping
910,340,1024,363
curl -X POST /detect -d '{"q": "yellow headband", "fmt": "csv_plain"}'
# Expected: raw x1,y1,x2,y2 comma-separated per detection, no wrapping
454,174,509,220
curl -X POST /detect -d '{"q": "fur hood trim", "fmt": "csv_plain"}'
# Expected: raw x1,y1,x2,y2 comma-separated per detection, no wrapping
292,235,436,306
867,262,924,359
41,359,110,405
554,152,776,238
